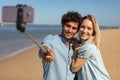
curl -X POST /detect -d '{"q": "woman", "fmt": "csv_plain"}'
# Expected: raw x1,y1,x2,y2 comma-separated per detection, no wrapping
71,14,111,80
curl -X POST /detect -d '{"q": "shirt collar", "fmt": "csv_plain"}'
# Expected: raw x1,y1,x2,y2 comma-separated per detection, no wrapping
58,34,74,45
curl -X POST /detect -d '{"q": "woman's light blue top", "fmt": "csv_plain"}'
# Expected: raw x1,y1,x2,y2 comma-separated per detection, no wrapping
41,34,75,80
77,42,111,80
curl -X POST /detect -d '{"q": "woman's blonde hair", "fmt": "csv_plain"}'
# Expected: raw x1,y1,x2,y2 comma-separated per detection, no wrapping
80,14,101,47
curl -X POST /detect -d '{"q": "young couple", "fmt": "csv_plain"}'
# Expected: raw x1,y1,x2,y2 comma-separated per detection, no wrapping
39,11,111,80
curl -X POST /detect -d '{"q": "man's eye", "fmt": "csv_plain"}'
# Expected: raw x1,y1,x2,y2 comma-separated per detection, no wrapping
73,27,77,30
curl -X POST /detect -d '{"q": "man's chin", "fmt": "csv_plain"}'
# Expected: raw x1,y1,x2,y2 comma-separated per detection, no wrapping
66,37,72,41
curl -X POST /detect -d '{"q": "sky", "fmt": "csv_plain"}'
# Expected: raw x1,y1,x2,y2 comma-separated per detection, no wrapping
0,0,120,26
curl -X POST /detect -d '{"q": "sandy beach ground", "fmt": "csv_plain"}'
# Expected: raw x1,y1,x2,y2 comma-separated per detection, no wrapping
0,29,120,80
0,46,43,80
100,29,120,80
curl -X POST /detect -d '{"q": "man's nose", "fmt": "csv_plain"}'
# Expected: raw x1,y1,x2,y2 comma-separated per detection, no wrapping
68,27,73,32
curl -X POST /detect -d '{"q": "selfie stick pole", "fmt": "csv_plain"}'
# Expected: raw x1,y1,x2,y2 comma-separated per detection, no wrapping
16,4,48,54
24,32,47,53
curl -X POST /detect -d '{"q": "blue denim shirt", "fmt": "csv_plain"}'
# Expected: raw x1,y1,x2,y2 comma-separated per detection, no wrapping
77,42,111,80
41,34,75,80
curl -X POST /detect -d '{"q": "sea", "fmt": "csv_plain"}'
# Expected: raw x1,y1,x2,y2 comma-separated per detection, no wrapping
0,24,118,61
0,24,61,61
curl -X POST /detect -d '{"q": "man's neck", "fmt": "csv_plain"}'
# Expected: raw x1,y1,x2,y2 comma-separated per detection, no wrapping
67,39,72,50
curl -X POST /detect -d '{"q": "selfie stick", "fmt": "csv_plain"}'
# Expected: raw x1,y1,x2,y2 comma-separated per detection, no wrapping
16,4,48,55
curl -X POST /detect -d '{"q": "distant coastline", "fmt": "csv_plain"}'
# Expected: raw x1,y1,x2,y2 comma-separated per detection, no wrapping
1,23,120,30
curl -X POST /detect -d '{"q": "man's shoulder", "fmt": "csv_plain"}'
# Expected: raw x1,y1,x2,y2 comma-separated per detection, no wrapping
43,34,59,42
45,34,58,38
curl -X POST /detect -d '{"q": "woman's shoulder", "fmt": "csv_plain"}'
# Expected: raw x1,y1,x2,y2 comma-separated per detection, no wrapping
83,41,95,46
82,41,97,50
78,41,98,58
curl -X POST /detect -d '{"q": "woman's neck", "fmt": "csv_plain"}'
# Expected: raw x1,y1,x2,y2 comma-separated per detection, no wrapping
81,37,94,44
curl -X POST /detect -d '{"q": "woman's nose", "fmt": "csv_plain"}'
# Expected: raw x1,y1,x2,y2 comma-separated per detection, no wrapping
83,28,87,33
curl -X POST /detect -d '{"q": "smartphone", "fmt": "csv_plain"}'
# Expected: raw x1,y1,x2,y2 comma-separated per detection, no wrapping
2,6,34,23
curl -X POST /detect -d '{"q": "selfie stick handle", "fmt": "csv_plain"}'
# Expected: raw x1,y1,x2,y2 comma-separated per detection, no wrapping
24,31,48,54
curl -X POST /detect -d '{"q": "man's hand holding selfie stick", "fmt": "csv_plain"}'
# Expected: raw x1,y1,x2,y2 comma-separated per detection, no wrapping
39,46,54,62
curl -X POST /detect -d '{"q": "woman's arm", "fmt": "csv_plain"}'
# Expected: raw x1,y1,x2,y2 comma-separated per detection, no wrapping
71,48,87,72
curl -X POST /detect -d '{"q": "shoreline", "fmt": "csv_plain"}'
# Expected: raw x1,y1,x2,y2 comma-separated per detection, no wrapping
0,45,43,80
0,44,35,61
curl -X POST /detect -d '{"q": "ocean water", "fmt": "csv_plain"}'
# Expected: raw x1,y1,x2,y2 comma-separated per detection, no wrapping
0,24,61,60
0,24,114,61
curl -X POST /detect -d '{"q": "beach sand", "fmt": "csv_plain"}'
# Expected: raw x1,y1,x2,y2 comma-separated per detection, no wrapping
100,29,120,80
0,29,120,80
0,46,43,80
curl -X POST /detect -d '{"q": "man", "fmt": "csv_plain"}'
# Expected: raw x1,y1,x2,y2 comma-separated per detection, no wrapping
39,11,82,80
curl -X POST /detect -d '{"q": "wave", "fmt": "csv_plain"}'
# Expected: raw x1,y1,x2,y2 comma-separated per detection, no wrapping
0,44,35,61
